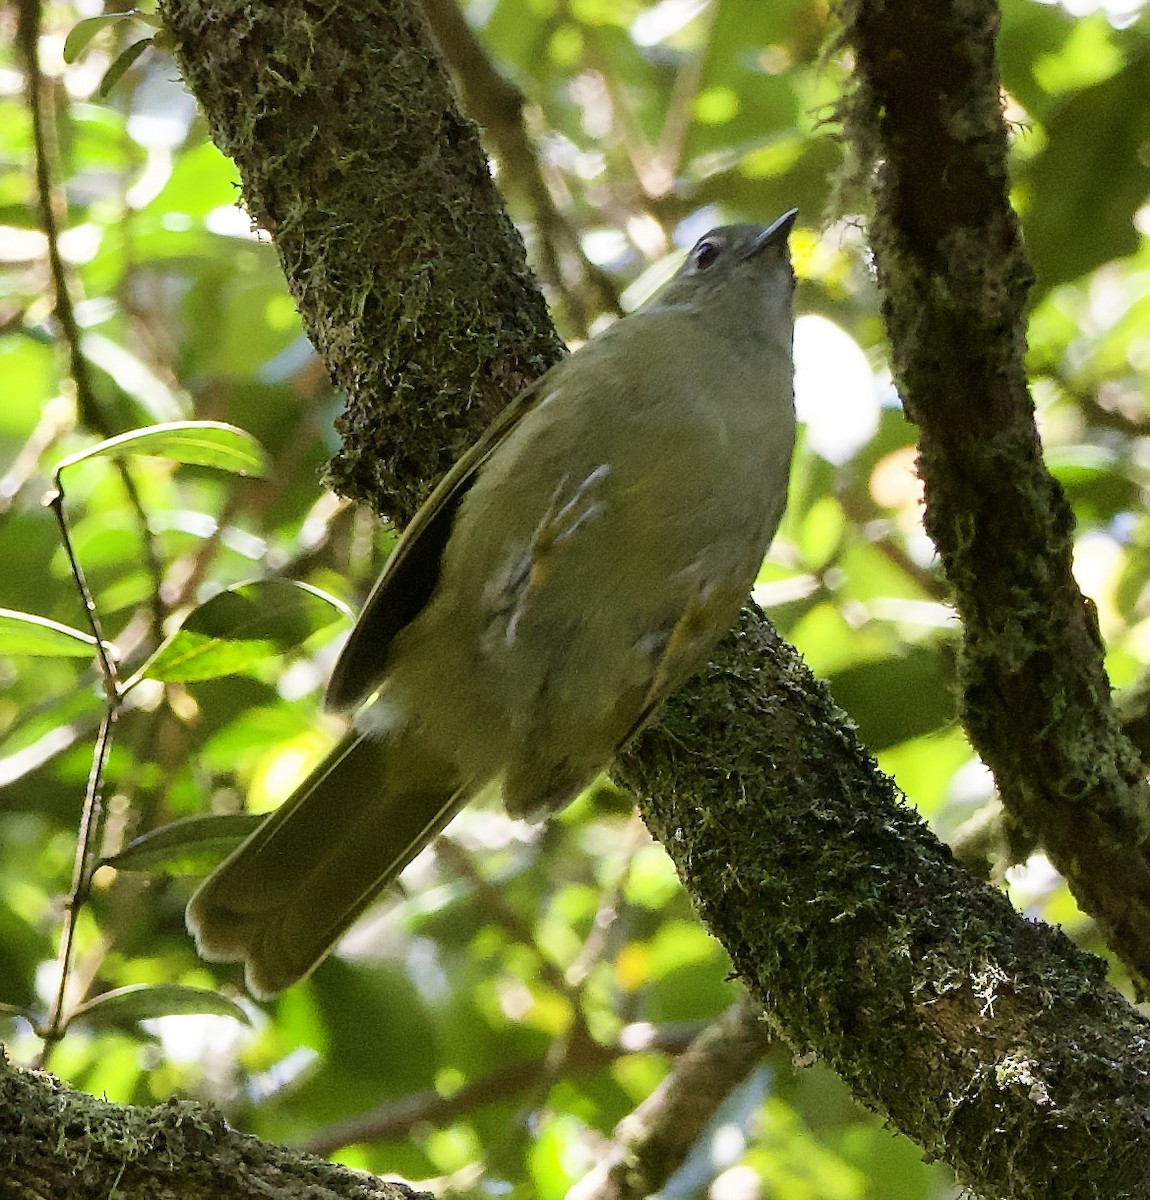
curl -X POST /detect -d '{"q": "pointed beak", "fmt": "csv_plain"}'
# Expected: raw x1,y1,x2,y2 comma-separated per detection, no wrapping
743,208,798,259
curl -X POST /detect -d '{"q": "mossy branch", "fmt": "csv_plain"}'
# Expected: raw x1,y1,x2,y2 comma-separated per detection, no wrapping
0,1049,426,1200
158,0,564,521
840,0,1150,992
622,613,1150,1198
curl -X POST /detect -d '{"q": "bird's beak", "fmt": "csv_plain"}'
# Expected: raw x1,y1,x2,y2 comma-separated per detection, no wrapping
743,208,798,259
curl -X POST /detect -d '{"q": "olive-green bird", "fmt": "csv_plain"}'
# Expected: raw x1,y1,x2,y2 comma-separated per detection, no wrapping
187,211,798,998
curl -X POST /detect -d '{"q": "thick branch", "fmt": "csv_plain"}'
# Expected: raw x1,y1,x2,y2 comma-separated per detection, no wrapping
158,0,563,521
620,613,1150,1198
0,1051,425,1200
840,0,1150,991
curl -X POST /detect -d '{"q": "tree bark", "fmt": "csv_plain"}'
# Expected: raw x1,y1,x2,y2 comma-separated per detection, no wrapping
0,1049,427,1200
841,0,1150,1000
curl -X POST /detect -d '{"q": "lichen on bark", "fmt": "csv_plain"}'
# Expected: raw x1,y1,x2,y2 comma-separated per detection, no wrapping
160,0,565,522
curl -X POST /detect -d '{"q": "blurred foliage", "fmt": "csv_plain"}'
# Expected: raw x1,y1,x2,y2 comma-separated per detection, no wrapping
1,0,1148,1195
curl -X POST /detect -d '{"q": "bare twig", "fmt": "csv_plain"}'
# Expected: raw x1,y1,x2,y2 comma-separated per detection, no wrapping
0,396,73,520
17,0,166,645
569,997,771,1200
432,835,572,997
300,1021,700,1157
653,0,721,184
564,815,648,988
34,480,125,1064
36,705,117,1066
419,0,623,332
44,483,119,696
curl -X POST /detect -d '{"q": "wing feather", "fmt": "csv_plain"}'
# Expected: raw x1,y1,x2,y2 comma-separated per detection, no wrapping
324,373,555,712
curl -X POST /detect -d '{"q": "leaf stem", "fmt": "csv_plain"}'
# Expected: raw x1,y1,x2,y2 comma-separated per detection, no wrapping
34,485,124,1065
37,705,118,1066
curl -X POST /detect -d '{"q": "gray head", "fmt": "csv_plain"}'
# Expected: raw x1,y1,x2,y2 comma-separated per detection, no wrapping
645,210,797,345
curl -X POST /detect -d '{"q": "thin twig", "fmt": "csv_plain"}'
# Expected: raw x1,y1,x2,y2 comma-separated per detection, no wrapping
420,0,623,330
569,996,771,1200
300,1020,700,1156
564,814,648,987
35,482,125,1063
36,705,117,1066
433,835,572,996
18,0,166,645
653,0,721,182
837,488,943,598
0,396,73,522
576,19,666,199
45,484,119,697
27,457,126,1064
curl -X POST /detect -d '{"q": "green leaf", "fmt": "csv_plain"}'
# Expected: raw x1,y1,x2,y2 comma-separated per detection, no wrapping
54,421,269,479
1022,50,1150,293
69,984,250,1029
141,630,281,684
0,609,101,657
98,39,153,98
104,813,265,873
80,333,184,422
829,643,958,752
63,13,138,63
128,579,349,685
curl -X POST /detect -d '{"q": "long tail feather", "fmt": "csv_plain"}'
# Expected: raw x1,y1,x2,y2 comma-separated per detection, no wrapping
186,730,463,997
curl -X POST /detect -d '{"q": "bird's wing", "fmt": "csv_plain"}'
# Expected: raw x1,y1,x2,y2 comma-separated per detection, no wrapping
324,370,557,713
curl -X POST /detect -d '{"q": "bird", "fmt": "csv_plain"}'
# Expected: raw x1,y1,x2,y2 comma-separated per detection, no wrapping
187,211,798,998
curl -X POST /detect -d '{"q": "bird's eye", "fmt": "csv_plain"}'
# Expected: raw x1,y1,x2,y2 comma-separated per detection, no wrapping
693,239,722,270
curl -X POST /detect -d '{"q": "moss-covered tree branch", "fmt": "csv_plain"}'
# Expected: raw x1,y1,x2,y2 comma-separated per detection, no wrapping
622,614,1150,1197
158,0,564,521
840,0,1150,991
0,1050,426,1200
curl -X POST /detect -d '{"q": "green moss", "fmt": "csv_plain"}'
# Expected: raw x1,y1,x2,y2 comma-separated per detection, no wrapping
616,611,1148,1195
0,1049,427,1197
833,0,1150,995
159,0,564,522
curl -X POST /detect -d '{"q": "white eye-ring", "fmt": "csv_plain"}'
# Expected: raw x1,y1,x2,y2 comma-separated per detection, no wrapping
693,239,722,270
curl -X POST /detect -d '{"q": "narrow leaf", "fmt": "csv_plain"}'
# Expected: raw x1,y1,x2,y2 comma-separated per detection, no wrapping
105,813,265,874
0,609,101,657
63,13,137,63
81,333,183,422
70,984,250,1028
128,580,349,685
98,38,153,98
54,421,268,478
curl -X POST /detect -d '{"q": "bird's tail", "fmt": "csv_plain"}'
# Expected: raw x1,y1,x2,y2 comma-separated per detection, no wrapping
186,728,464,998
